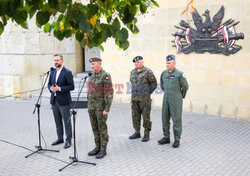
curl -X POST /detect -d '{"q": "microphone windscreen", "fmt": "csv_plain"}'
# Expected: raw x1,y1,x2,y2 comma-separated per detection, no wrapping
50,67,54,71
88,72,92,77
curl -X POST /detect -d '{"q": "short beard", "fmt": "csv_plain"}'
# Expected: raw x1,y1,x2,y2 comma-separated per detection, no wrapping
55,64,62,68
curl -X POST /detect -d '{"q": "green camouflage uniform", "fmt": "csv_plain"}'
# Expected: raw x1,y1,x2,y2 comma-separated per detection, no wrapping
160,68,189,140
87,68,113,151
130,66,157,134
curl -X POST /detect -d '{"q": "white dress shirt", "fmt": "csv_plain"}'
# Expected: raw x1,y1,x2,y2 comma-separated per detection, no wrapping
54,66,63,96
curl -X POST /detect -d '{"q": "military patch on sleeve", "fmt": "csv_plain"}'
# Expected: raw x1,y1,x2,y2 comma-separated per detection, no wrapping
148,71,152,74
182,74,186,79
105,73,111,80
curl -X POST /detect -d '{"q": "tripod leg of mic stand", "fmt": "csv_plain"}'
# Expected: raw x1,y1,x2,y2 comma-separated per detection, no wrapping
69,156,96,165
59,161,74,172
59,112,96,172
25,149,41,158
59,157,96,172
25,147,60,158
77,160,96,166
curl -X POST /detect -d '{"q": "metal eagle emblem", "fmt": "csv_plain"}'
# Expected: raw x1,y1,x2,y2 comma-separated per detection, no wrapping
173,6,244,55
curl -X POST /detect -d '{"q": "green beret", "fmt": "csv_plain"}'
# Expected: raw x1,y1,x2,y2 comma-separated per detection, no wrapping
89,57,102,63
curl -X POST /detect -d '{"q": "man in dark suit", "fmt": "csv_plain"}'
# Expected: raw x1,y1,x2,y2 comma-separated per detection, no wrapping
48,54,75,149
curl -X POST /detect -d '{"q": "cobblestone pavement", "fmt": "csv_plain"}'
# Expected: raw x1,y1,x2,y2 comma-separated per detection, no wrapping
0,99,249,176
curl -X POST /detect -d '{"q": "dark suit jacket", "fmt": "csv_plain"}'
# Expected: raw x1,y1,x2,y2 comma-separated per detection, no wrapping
48,67,75,106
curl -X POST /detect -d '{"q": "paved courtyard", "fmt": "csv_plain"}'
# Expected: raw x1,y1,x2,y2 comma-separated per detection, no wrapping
0,99,249,176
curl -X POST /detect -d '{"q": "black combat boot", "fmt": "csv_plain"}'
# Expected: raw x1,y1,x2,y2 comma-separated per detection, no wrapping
172,140,180,148
158,137,170,145
96,150,107,159
88,147,100,156
129,132,141,139
141,134,150,142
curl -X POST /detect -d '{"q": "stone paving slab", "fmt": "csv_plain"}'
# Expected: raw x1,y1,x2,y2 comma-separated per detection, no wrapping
0,99,249,176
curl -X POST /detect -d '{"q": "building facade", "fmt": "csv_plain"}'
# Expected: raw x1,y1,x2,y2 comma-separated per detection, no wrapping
0,0,249,120
101,0,250,120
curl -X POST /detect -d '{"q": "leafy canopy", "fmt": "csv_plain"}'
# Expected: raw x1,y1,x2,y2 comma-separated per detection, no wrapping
0,0,159,50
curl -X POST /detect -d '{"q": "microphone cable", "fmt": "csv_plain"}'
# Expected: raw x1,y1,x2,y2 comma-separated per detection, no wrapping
0,87,48,99
0,139,68,164
0,72,49,99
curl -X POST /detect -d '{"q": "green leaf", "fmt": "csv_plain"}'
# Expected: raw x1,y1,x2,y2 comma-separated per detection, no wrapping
36,11,50,25
101,24,112,41
64,29,72,38
140,4,147,13
107,16,112,23
79,18,91,33
20,21,28,29
120,40,129,50
1,15,9,25
64,0,73,4
44,23,51,33
0,0,159,50
115,39,120,46
58,1,68,13
79,39,87,48
15,10,28,26
110,18,120,35
58,14,64,22
29,7,37,19
10,0,22,13
98,44,104,51
54,30,64,41
116,28,128,43
93,31,103,45
76,30,84,41
150,0,159,7
112,18,120,31
36,20,42,28
127,23,139,34
122,5,137,24
41,3,52,12
87,4,99,17
48,0,58,8
26,0,43,12
24,3,31,13
0,21,4,35
78,4,88,16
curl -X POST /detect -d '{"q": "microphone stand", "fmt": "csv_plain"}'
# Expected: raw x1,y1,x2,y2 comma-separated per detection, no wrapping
59,75,96,172
25,70,59,158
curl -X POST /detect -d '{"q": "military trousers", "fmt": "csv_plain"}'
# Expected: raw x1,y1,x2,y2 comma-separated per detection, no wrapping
88,110,109,151
162,95,183,140
131,100,152,134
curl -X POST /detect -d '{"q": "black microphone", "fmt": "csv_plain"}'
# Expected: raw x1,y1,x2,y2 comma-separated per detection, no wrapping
82,72,92,80
88,72,92,77
46,67,55,74
50,67,55,72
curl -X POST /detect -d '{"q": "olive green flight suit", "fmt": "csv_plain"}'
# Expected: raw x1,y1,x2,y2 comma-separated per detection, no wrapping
160,68,188,140
130,66,157,134
87,68,113,151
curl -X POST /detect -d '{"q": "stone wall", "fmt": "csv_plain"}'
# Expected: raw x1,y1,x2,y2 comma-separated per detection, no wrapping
0,17,82,98
101,0,250,120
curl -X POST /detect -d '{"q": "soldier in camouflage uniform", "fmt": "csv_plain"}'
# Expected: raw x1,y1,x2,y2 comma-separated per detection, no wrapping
87,57,113,159
158,55,189,148
129,56,157,142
